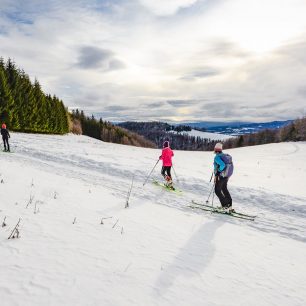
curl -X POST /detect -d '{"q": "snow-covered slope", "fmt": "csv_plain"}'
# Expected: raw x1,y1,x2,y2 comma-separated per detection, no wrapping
1,133,306,306
184,129,232,140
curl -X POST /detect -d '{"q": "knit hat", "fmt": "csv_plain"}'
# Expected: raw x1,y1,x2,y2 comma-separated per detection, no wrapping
163,141,169,148
1,123,6,129
214,142,223,152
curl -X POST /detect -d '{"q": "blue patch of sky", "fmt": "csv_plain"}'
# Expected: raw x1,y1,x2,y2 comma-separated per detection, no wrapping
84,0,124,14
5,11,33,25
0,28,8,35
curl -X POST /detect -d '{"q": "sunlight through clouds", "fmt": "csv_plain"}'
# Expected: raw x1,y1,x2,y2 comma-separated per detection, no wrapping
0,0,306,122
138,0,199,15
208,0,306,54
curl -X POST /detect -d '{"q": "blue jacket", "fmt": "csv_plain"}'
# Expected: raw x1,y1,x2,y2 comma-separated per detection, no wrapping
214,152,226,174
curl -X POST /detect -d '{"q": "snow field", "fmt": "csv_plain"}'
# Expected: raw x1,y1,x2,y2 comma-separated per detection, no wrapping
0,133,306,306
185,129,233,140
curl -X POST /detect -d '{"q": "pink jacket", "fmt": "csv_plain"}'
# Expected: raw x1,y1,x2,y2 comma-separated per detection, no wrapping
159,147,174,166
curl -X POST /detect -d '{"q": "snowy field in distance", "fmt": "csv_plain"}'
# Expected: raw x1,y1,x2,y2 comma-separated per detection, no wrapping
173,129,233,140
0,133,306,306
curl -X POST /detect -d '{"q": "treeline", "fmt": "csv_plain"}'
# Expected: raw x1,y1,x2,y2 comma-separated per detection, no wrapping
118,121,220,150
193,127,207,132
0,58,69,134
166,124,192,132
119,121,192,133
223,117,306,149
70,110,156,148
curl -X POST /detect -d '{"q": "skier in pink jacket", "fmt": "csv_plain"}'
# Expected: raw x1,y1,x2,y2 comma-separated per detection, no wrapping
159,141,174,188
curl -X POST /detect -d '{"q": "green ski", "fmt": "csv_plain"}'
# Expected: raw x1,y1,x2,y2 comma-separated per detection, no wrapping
153,180,182,194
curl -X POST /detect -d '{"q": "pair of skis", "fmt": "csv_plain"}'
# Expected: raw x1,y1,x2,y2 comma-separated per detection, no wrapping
190,200,256,221
153,181,255,221
153,180,182,194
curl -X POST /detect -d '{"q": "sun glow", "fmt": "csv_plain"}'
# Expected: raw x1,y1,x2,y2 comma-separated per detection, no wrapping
209,0,306,54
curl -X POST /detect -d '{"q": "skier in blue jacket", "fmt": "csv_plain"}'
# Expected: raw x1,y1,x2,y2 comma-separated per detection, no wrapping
213,143,233,212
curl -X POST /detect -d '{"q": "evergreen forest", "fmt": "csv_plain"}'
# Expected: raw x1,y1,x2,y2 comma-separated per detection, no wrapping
0,58,69,134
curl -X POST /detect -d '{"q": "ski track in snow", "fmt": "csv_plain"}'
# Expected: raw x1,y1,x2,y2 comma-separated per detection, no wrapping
9,134,306,243
1,133,306,306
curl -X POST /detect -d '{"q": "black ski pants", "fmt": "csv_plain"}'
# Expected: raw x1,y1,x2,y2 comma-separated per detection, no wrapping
215,176,232,207
2,136,9,151
161,166,172,179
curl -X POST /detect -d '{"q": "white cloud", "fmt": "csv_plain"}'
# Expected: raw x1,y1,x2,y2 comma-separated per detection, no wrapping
205,0,306,54
138,0,199,16
0,0,306,122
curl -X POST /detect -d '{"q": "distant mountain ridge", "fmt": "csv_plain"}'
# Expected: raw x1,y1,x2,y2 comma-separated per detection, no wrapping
180,120,293,135
118,121,221,150
115,119,296,150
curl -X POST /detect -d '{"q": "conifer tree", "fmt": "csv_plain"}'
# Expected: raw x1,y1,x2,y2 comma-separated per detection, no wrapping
0,68,14,125
0,58,69,134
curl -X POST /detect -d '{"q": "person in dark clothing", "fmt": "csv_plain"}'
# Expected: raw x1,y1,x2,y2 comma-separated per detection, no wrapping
161,166,171,180
213,142,233,212
1,123,10,152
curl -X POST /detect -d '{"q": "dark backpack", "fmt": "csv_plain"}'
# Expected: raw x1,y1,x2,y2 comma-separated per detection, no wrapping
1,128,9,138
220,153,234,178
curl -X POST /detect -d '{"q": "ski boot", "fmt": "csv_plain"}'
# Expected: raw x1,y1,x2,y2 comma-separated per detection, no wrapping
165,175,175,190
226,206,235,213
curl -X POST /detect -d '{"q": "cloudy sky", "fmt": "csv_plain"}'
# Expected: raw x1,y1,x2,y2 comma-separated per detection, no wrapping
1,0,306,122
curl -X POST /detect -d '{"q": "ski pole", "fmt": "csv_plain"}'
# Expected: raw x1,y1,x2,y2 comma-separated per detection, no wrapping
143,159,159,186
206,172,216,203
172,165,179,183
211,185,215,207
206,182,215,204
209,171,214,183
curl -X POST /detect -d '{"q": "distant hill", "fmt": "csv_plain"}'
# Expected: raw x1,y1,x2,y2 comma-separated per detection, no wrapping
183,121,251,129
117,119,302,151
183,120,293,135
223,117,306,149
179,129,232,141
70,110,156,148
118,121,224,150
